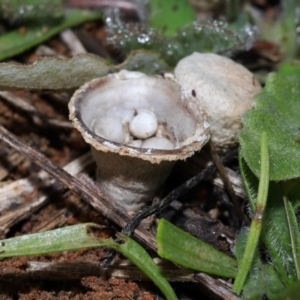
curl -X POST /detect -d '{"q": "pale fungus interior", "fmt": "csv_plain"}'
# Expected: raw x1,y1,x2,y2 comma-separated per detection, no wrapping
78,75,201,150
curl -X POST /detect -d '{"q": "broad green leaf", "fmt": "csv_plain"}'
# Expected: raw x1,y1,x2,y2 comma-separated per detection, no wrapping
239,153,294,285
0,223,177,300
240,68,300,180
0,9,101,62
149,0,195,36
0,50,169,91
156,218,237,278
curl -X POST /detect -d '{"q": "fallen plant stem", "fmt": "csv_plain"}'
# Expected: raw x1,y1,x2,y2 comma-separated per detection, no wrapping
0,91,72,129
22,259,196,282
209,141,244,224
233,131,269,294
194,273,240,300
0,124,156,251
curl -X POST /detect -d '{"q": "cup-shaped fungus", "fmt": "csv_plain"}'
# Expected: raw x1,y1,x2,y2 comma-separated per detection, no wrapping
69,70,209,212
174,52,262,152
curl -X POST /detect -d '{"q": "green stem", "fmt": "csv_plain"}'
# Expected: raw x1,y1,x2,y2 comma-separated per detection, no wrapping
233,131,269,294
238,151,290,287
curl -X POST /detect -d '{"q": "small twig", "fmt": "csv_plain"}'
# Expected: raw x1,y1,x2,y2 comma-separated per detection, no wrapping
0,91,72,129
35,45,66,59
60,29,87,54
0,259,195,282
208,141,244,224
0,145,27,181
179,150,246,198
0,153,93,233
0,124,156,251
195,273,240,300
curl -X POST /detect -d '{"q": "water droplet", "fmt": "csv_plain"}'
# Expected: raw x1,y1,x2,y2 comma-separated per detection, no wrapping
137,33,150,43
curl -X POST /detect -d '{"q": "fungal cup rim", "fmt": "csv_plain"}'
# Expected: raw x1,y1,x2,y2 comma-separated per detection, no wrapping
68,72,210,163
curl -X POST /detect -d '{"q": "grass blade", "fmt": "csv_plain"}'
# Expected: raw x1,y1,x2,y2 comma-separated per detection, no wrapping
115,233,178,300
233,131,269,294
239,151,291,286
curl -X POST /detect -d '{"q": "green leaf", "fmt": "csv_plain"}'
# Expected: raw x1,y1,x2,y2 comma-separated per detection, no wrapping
0,9,102,62
0,224,177,300
240,67,300,180
148,0,195,37
156,218,237,278
0,223,112,257
0,50,169,91
0,53,111,91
